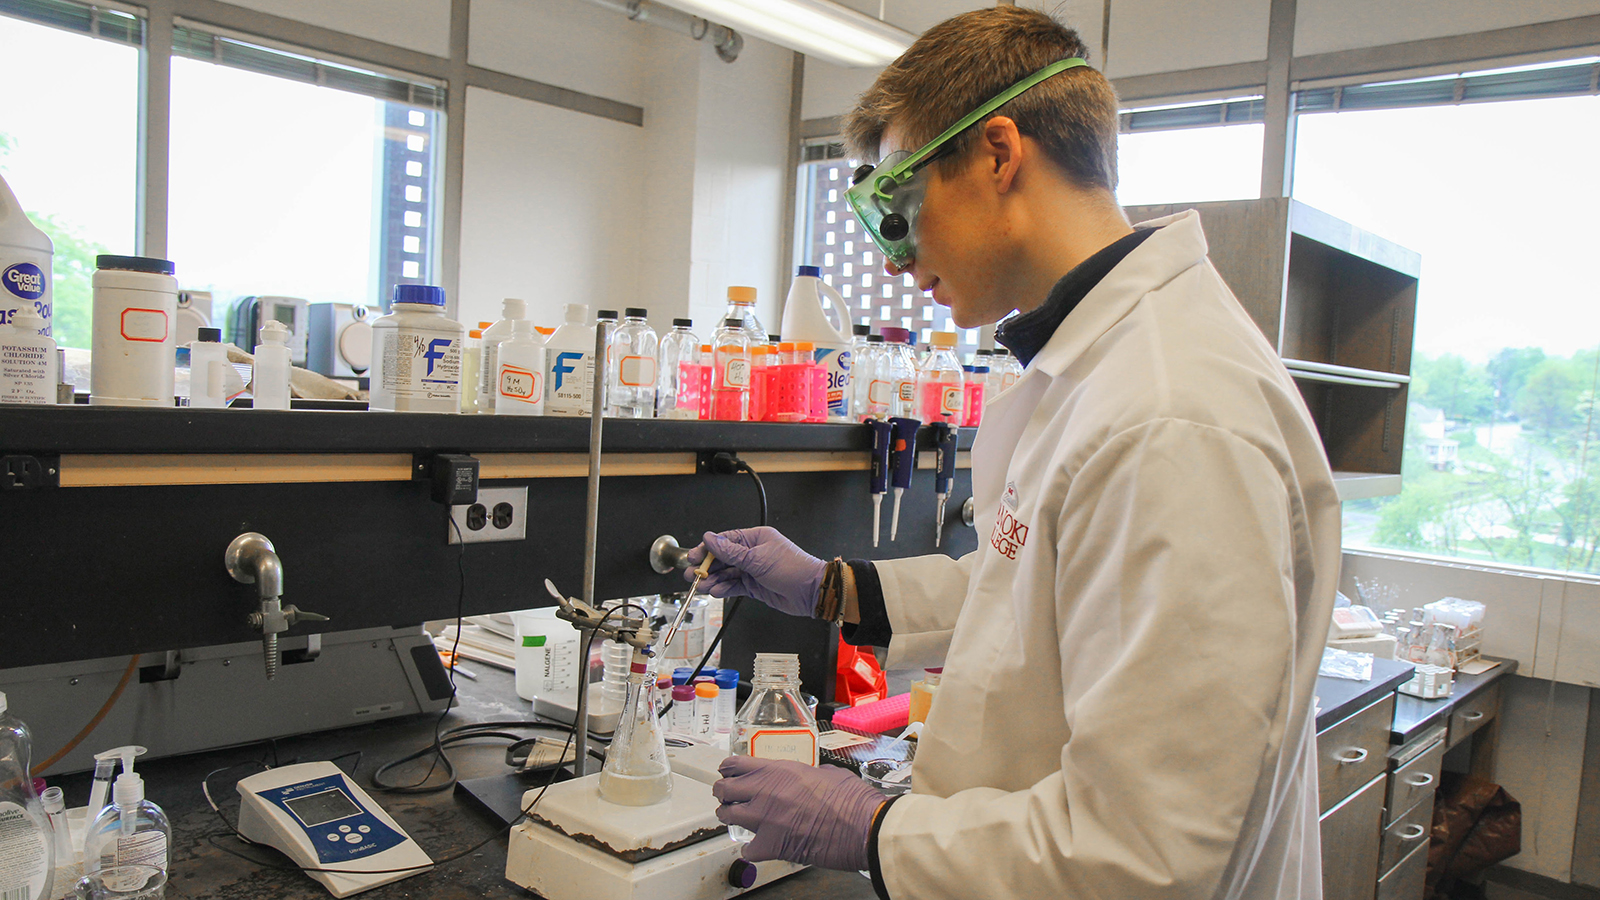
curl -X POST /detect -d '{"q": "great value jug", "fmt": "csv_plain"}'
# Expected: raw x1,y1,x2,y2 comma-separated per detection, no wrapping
780,266,851,419
0,173,53,338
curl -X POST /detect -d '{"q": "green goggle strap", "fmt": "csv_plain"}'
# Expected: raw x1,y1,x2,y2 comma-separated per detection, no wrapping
872,57,1089,201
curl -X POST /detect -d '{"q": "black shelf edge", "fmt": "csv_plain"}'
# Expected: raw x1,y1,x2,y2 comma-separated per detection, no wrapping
0,406,978,456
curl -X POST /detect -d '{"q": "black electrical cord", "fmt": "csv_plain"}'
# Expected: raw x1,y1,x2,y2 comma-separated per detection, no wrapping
735,459,768,527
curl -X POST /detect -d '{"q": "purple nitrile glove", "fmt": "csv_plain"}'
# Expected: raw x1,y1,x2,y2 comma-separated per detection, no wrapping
683,527,825,618
712,756,885,872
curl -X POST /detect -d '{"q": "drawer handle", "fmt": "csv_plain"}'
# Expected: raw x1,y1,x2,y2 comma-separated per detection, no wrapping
1336,748,1369,766
1460,710,1485,722
1405,772,1435,789
1397,824,1428,842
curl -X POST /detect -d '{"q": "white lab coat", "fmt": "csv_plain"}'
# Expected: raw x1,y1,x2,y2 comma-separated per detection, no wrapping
874,210,1340,900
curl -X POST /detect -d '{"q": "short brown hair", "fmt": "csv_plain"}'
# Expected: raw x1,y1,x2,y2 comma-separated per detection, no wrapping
843,7,1120,192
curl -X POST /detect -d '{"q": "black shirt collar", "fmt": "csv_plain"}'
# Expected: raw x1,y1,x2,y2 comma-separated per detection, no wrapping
994,227,1157,367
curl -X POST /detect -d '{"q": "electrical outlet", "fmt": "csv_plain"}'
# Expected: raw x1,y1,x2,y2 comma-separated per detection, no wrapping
449,486,528,544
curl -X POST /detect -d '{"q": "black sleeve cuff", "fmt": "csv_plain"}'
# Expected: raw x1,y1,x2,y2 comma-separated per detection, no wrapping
840,559,893,647
867,794,900,900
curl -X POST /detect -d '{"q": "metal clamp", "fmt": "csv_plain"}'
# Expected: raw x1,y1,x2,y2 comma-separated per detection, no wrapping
1336,747,1368,766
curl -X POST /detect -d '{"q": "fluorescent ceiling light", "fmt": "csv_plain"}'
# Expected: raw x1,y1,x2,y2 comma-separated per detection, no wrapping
654,0,914,68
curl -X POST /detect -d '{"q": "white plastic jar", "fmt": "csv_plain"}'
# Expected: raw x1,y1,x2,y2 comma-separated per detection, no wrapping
368,284,463,412
90,255,178,408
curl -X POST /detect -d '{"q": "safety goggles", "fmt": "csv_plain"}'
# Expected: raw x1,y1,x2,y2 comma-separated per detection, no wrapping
844,57,1089,270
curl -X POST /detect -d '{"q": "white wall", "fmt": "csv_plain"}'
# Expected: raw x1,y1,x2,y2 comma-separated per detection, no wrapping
469,0,651,105
457,86,647,330
1490,677,1592,882
217,0,452,57
1294,0,1600,57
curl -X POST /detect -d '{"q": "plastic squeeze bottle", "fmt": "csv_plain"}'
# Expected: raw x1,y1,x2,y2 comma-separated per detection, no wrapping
543,303,595,417
494,319,546,416
83,747,170,876
252,319,293,410
477,298,528,413
0,692,55,900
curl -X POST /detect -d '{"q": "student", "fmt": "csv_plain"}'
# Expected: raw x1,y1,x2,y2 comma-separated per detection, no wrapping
690,8,1339,899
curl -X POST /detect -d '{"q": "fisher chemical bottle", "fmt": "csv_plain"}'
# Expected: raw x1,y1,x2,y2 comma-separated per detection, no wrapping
0,304,57,404
494,319,546,416
0,173,53,338
543,303,594,417
723,286,765,343
83,747,170,877
0,693,55,900
852,334,887,420
655,318,700,419
710,317,751,421
251,320,292,410
477,298,527,413
368,284,463,413
598,651,672,807
606,307,658,418
878,326,918,417
90,256,178,407
780,266,851,420
187,327,230,409
916,331,964,424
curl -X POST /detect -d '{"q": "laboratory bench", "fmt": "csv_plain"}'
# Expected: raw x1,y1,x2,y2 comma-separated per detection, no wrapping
43,663,877,900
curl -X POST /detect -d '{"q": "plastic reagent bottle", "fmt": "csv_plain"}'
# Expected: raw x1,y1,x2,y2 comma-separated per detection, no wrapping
0,173,54,338
598,649,673,807
188,326,230,409
723,286,765,343
879,327,919,417
0,692,55,900
606,307,658,418
251,319,292,410
851,334,884,420
730,653,817,841
477,298,527,413
963,363,988,427
84,747,169,877
40,787,80,899
494,319,546,415
712,668,739,737
655,318,699,419
711,317,751,421
368,284,463,413
780,266,851,419
543,303,595,417
0,304,58,405
916,331,964,424
90,255,179,408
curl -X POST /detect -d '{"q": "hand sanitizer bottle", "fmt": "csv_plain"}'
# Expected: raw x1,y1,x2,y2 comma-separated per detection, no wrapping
0,693,55,900
83,747,170,877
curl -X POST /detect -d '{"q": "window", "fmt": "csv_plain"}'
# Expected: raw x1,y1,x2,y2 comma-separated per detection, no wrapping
167,27,443,327
1294,66,1600,575
795,144,979,355
0,3,141,349
1116,98,1265,207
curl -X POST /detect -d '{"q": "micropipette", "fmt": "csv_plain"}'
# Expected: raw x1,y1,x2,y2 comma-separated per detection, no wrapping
887,416,920,541
867,419,892,547
930,421,958,547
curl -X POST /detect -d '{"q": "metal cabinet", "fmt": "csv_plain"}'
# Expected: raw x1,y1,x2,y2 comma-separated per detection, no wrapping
1322,772,1388,900
1376,727,1447,900
1318,694,1398,900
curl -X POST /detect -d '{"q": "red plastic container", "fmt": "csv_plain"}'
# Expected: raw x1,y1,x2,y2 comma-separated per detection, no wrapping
962,377,985,427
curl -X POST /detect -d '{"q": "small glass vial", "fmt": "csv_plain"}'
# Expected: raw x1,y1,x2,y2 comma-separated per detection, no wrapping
730,653,817,841
655,318,700,419
693,682,719,739
916,331,964,424
606,307,658,418
711,317,750,421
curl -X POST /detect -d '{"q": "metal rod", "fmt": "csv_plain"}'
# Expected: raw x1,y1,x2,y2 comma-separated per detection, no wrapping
573,317,611,776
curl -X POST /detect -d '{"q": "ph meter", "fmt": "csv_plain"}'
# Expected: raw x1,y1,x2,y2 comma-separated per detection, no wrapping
236,761,432,897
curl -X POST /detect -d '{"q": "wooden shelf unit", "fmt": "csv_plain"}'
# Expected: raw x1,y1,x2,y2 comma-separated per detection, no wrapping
1126,199,1420,495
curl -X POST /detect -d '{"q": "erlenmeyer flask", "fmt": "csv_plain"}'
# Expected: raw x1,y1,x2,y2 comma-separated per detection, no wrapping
598,647,673,806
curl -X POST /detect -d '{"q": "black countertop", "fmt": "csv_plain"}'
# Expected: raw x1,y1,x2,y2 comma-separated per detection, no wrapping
1315,656,1416,733
42,665,876,900
1391,657,1518,745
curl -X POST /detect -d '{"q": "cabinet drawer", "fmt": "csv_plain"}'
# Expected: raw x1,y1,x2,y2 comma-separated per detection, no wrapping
1448,683,1500,749
1380,793,1434,877
1320,773,1387,900
1319,693,1395,814
1376,839,1429,900
1386,738,1444,825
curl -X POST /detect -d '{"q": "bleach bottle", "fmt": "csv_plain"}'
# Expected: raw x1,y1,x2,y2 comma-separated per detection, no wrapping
0,173,53,337
780,266,850,420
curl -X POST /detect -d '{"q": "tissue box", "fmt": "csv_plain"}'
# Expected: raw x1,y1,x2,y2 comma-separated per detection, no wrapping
1328,633,1398,659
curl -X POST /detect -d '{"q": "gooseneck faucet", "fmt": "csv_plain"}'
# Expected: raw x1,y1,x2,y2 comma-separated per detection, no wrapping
226,532,328,679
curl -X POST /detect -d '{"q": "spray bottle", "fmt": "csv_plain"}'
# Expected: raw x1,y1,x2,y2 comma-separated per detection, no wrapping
83,746,170,876
0,173,53,337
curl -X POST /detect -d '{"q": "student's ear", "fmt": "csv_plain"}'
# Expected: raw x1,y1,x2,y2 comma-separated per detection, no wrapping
981,116,1024,194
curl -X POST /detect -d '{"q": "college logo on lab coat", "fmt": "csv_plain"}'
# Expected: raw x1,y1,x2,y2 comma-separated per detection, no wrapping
991,482,1029,559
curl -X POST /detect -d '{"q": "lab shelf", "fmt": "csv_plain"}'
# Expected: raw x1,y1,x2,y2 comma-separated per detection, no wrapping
1126,198,1420,493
